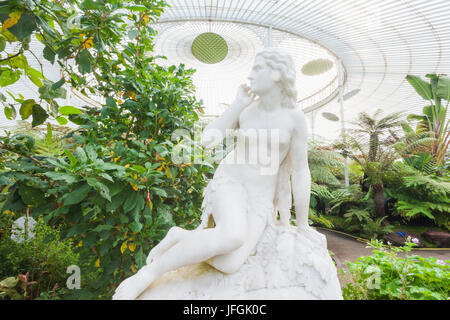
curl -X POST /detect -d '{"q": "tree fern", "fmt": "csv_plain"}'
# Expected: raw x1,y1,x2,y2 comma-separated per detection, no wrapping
308,141,344,186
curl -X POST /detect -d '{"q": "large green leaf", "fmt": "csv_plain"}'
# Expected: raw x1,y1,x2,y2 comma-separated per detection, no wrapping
0,36,5,51
406,75,433,100
64,149,78,167
0,68,20,86
18,184,46,206
92,224,114,232
31,104,48,127
76,49,92,74
2,54,27,69
64,184,92,205
55,116,68,125
25,67,43,87
44,172,77,184
4,105,16,120
129,221,143,233
86,177,111,201
135,248,146,268
85,144,97,161
51,77,65,90
19,99,35,119
43,46,55,64
74,147,87,163
46,122,52,145
107,193,125,212
59,105,82,116
436,76,450,100
123,190,139,213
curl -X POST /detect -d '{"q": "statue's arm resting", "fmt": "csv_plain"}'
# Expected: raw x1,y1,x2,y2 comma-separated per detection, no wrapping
290,114,311,229
201,101,247,148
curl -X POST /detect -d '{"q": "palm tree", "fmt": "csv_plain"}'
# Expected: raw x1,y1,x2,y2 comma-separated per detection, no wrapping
343,110,405,217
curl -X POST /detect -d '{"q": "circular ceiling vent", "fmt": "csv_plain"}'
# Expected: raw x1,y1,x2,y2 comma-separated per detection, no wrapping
322,112,340,122
301,58,334,76
191,32,228,64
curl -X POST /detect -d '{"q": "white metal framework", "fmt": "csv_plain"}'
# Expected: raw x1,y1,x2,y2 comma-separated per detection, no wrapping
154,0,450,139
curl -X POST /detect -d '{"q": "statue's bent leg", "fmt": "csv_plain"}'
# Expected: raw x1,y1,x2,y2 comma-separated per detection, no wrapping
208,201,267,274
113,183,247,300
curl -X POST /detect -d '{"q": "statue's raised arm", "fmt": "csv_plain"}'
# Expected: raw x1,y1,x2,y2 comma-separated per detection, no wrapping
201,84,255,148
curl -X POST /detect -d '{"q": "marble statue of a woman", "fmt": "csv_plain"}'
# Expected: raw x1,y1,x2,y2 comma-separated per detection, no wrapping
113,48,343,300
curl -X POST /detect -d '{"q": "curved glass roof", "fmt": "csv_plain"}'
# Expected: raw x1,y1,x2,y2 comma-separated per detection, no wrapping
153,20,339,116
2,0,449,141
154,0,450,139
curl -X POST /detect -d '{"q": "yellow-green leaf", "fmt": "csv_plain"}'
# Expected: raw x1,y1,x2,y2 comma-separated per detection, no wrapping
120,241,128,254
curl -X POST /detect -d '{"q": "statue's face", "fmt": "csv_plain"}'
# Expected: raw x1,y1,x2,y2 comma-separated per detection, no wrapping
248,56,278,95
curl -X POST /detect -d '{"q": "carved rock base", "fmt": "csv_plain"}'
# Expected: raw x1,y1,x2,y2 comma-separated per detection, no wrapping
138,225,343,300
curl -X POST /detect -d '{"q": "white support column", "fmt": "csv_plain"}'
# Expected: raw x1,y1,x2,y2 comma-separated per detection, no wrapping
267,26,273,47
310,110,316,142
338,58,350,188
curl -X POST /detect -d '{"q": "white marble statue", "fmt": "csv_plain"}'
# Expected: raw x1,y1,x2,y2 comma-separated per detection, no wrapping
113,48,343,300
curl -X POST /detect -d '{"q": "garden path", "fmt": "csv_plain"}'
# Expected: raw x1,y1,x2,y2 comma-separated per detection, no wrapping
317,228,450,270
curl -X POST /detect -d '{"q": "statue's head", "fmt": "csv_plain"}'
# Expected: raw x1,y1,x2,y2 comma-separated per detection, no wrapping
253,48,297,109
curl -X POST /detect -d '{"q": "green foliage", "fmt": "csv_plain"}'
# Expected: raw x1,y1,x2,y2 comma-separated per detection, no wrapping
308,208,334,229
0,215,79,300
329,185,370,214
341,239,449,300
385,163,450,229
406,73,450,166
308,141,344,186
343,208,371,223
0,0,213,298
361,216,395,240
0,0,167,127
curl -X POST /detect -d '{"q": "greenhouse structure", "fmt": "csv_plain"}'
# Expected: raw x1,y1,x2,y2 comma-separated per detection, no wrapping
0,0,449,303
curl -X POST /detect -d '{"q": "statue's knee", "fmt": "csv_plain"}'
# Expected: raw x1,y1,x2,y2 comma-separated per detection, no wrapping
168,226,184,239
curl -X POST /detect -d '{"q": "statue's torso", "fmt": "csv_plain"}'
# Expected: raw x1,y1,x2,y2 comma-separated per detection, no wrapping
217,102,297,197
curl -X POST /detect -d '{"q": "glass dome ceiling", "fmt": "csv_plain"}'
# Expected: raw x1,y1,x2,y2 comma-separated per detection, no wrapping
153,20,339,116
153,0,450,139
2,0,449,141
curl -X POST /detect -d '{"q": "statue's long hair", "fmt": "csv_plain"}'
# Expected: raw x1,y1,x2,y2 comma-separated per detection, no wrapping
255,48,297,109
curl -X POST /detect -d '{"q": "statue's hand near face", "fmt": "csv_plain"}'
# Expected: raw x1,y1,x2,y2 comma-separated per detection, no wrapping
235,84,256,108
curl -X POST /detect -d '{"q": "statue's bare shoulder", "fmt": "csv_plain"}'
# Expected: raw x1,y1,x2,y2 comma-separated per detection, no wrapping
289,107,308,139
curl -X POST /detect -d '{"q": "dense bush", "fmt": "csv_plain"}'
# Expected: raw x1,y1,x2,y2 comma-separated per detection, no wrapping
0,214,78,299
341,239,449,300
0,0,213,298
384,163,450,230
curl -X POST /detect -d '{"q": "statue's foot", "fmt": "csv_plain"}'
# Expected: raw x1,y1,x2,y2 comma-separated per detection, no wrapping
112,267,157,300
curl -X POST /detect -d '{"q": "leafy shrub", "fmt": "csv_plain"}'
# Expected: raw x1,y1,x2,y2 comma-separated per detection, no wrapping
0,214,78,299
361,216,394,239
385,163,450,230
343,208,371,223
341,239,449,300
0,0,214,298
